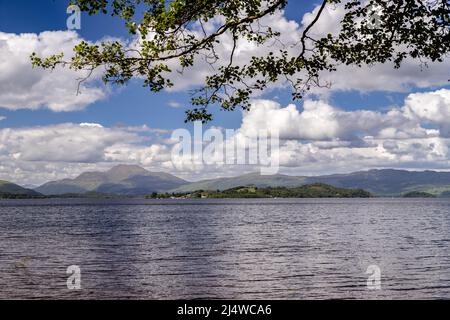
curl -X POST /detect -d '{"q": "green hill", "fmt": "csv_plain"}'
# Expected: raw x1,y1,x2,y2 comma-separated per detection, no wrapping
150,183,372,199
0,180,42,198
403,191,436,198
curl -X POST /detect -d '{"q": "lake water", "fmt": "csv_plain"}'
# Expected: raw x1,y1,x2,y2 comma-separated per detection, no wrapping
1,198,450,299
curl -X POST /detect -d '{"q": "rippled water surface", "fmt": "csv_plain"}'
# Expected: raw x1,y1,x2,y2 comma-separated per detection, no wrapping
1,198,450,299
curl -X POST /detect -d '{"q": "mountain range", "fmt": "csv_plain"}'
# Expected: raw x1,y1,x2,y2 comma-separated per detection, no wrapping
171,169,450,196
3,165,450,197
35,165,187,196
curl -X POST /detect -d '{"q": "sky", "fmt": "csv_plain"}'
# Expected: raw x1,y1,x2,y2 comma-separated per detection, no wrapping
1,0,450,186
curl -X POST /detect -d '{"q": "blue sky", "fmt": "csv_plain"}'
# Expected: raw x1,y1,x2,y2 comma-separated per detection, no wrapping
1,0,450,185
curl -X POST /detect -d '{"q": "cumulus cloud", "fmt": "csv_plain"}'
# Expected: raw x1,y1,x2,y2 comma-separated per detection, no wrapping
167,101,183,108
239,98,430,142
0,31,106,111
315,60,450,96
0,116,5,121
403,89,450,136
0,123,140,163
303,4,450,94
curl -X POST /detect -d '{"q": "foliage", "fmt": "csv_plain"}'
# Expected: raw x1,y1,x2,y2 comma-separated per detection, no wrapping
0,191,121,199
31,0,450,122
147,183,372,198
402,191,436,198
0,193,43,199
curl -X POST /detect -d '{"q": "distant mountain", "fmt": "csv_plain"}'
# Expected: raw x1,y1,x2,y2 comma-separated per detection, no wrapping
304,169,450,196
35,165,187,196
172,172,306,193
0,180,42,198
172,169,450,196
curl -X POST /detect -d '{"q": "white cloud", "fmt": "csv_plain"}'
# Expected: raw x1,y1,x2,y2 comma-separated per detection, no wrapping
79,122,104,128
239,98,430,142
303,4,450,94
0,123,140,163
0,31,106,112
167,101,183,108
403,89,450,136
0,116,5,121
315,60,450,95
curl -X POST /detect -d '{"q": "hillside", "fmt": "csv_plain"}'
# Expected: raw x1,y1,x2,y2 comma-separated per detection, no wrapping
305,169,450,196
403,191,436,198
0,180,42,198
